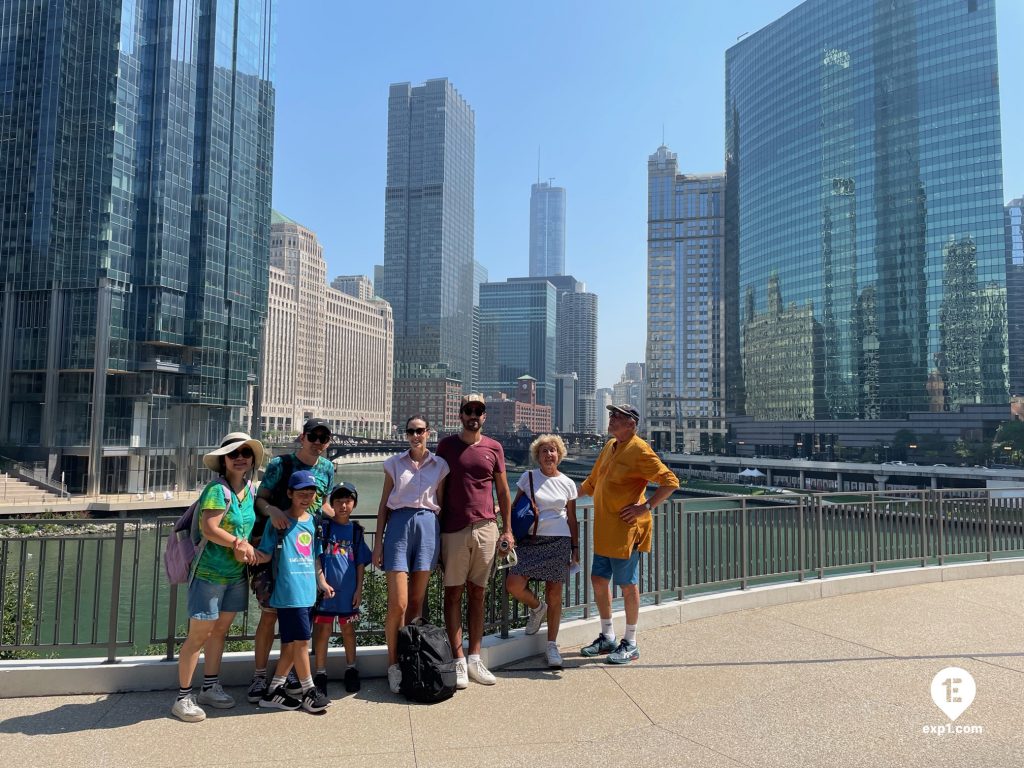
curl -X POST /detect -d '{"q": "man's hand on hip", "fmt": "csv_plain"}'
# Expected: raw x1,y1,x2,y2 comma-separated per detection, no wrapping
618,504,648,524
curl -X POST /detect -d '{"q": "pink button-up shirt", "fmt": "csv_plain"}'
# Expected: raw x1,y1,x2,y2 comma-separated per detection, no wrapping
383,450,450,512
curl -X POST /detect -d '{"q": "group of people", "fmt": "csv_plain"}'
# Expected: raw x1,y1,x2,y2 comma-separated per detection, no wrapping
172,395,679,722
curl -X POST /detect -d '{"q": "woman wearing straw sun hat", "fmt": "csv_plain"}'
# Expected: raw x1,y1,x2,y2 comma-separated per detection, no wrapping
172,431,265,723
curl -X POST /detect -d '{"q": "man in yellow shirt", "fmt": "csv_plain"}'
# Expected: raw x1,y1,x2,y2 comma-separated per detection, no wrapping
579,404,679,663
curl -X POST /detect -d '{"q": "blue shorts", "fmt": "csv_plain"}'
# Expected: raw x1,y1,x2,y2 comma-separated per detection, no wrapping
277,606,312,643
592,551,642,587
383,507,440,573
187,576,248,621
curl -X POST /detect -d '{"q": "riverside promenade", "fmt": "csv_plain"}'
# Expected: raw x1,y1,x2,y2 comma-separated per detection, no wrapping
3,572,1023,768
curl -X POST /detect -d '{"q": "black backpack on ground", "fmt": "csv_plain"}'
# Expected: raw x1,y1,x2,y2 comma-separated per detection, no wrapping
397,619,458,703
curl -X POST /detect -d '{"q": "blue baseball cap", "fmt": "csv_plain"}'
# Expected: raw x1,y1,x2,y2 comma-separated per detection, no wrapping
288,470,318,490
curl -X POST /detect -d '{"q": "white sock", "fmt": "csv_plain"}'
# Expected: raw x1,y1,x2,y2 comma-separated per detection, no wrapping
547,640,558,649
600,618,615,640
468,653,481,664
315,668,326,675
624,624,637,644
532,599,545,612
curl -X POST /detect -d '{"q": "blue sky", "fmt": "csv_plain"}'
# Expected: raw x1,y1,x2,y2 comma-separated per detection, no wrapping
271,0,1023,391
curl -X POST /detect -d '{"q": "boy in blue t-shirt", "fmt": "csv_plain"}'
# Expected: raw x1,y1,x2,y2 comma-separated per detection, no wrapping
253,470,331,714
312,482,372,695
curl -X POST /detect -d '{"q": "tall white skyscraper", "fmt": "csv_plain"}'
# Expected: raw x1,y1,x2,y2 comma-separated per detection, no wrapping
529,181,566,277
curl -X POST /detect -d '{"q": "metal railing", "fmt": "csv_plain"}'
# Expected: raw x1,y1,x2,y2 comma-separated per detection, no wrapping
3,488,1024,663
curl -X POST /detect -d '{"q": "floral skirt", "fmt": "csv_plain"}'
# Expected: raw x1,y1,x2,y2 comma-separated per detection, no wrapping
508,535,572,583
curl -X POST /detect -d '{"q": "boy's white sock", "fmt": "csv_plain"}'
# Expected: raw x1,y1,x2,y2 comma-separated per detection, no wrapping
315,668,326,675
300,675,314,693
467,653,481,664
270,675,286,691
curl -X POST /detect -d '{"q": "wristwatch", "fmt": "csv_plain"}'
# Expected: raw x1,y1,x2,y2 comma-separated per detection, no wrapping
643,500,653,511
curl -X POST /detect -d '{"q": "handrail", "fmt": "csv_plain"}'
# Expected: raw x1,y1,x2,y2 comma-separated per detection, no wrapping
3,488,1024,662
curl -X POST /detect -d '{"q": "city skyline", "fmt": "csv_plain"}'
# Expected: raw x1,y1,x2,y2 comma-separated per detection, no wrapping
271,0,1024,391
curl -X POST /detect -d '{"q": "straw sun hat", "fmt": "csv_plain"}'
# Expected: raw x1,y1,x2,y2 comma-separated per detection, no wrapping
203,432,266,473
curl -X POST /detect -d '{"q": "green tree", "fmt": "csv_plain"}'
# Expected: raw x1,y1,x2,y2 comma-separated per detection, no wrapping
1,571,38,660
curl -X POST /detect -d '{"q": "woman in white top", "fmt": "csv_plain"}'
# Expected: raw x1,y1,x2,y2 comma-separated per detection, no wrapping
506,434,579,669
373,415,449,694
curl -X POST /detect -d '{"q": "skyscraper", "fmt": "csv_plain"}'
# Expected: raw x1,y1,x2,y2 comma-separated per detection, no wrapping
478,279,557,409
1006,198,1024,397
380,79,475,391
529,182,566,277
725,0,1007,448
0,1,276,493
646,146,726,454
509,275,597,432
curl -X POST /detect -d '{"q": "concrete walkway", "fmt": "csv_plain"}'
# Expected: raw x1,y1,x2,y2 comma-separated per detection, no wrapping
2,575,1023,768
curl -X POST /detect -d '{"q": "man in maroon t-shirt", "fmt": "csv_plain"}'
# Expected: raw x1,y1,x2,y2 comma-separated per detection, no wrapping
436,393,513,688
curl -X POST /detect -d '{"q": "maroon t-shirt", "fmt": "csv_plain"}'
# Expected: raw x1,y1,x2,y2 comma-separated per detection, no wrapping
436,434,506,534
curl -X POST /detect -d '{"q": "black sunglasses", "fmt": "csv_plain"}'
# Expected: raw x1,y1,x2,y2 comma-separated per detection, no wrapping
305,431,331,444
462,407,485,417
406,427,428,436
226,447,254,459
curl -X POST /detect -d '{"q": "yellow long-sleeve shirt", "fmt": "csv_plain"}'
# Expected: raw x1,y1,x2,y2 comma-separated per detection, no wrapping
580,435,680,559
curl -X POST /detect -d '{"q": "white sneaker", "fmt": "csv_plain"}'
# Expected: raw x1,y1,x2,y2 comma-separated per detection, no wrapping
525,601,547,636
171,695,206,722
454,657,469,689
467,658,496,685
546,644,563,670
387,664,402,694
196,683,235,709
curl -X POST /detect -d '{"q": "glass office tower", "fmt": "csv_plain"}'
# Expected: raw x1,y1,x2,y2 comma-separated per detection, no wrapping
529,181,566,277
380,79,475,392
646,146,726,454
478,279,557,408
725,0,1007,426
0,1,276,493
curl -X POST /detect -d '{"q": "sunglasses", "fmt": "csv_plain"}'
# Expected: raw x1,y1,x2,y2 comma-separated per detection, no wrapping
406,427,428,436
226,447,254,460
462,407,485,417
305,431,331,444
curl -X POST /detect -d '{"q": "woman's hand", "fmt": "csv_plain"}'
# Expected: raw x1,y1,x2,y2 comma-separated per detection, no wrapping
372,542,384,569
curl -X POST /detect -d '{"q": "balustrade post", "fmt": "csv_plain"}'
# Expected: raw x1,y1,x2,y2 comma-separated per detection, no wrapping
105,521,125,664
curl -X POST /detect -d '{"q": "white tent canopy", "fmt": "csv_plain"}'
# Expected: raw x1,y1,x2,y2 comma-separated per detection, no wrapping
737,468,765,477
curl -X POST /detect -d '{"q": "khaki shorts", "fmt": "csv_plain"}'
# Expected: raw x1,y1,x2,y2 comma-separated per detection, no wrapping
441,520,498,587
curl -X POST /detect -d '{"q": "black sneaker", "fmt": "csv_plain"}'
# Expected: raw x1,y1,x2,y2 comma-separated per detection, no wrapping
259,685,301,711
301,686,330,713
314,672,328,698
284,671,302,697
246,675,268,704
343,666,360,693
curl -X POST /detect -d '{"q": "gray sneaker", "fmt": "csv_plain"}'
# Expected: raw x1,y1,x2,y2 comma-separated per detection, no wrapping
197,683,235,709
579,633,617,657
546,644,563,670
171,695,206,722
525,601,547,635
606,639,640,665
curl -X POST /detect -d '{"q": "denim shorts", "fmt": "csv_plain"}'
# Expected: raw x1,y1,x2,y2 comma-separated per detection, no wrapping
187,576,248,621
277,606,312,643
591,550,642,587
383,507,440,573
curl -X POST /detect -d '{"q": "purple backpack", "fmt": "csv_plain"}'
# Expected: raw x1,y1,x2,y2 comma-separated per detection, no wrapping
164,481,234,584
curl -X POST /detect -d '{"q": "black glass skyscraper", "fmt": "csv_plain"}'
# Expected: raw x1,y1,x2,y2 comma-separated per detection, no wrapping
381,79,475,392
0,1,276,493
725,0,1007,426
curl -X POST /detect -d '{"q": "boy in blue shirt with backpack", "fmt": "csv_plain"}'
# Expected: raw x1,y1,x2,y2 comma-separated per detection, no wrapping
312,482,372,697
252,470,331,713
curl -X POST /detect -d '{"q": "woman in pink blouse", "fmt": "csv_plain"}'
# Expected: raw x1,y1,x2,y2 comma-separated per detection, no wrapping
373,415,449,694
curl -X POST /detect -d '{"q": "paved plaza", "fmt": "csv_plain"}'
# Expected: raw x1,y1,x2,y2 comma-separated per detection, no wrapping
2,575,1023,768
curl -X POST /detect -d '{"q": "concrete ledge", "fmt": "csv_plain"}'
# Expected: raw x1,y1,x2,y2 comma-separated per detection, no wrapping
4,557,1023,698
